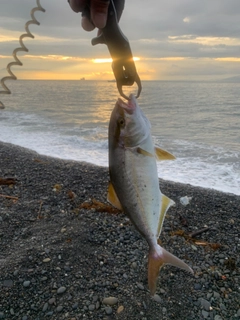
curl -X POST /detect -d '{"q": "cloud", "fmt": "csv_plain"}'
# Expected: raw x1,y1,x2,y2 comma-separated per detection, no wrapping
0,0,240,80
183,17,190,23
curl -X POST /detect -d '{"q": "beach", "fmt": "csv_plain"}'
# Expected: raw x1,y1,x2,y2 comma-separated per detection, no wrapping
0,141,239,320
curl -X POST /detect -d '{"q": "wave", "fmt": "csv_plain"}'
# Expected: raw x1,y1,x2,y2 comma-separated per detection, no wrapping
1,111,239,195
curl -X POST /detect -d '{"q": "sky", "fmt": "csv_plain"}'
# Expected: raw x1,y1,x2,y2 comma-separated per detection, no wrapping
0,0,240,81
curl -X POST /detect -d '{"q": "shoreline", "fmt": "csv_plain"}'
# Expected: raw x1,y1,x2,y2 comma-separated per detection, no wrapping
0,141,239,319
0,140,238,197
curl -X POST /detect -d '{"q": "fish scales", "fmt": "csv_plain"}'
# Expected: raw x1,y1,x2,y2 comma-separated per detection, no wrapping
115,143,161,240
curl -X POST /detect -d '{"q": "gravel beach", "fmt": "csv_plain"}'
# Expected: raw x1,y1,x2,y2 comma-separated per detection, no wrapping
0,141,239,320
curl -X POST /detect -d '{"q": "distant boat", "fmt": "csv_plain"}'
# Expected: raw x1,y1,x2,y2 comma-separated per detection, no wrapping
80,77,86,81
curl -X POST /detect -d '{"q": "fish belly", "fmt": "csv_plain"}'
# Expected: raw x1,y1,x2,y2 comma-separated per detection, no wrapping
110,145,161,241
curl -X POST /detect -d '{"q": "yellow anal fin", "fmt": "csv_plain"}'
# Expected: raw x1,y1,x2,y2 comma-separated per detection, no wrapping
155,146,176,161
157,194,175,236
148,246,194,296
107,181,123,211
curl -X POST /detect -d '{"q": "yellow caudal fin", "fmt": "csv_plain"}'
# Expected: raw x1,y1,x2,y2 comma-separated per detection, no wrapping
148,245,194,296
107,182,123,211
154,147,176,161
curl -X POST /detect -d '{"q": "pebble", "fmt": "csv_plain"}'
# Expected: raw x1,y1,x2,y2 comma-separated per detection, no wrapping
220,303,226,310
92,295,98,303
31,304,37,311
72,302,78,310
105,307,113,315
102,297,118,306
23,281,31,287
43,258,51,263
3,279,13,287
194,283,202,290
1,143,240,320
88,304,95,311
200,298,211,311
41,276,48,282
56,305,63,312
152,294,162,303
202,310,209,318
57,286,67,294
207,293,212,299
117,306,124,313
137,283,144,290
48,298,56,305
42,303,48,312
162,307,167,313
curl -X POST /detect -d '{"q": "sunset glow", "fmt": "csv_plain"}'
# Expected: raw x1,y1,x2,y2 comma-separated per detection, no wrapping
168,35,240,46
215,57,240,62
92,58,112,63
92,57,140,63
0,0,240,82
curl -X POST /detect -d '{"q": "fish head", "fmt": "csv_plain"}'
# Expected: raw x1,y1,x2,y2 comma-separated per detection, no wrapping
109,94,151,149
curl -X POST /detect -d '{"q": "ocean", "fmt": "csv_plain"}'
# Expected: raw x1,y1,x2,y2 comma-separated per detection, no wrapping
0,80,239,195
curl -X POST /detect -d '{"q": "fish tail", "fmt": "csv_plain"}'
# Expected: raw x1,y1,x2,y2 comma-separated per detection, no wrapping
148,245,194,296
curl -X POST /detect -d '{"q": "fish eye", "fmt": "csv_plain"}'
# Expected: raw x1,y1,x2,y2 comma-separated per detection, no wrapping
118,117,125,127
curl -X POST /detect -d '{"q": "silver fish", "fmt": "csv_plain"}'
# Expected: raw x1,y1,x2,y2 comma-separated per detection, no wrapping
108,94,193,295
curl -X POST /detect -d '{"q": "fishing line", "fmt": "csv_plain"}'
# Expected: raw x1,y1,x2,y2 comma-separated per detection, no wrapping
0,0,45,109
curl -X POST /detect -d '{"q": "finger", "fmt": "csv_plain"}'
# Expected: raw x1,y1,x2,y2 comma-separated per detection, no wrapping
91,0,110,29
68,0,88,13
81,16,95,31
81,7,95,31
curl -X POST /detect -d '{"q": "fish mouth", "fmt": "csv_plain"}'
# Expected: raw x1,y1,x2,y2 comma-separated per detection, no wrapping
117,94,136,114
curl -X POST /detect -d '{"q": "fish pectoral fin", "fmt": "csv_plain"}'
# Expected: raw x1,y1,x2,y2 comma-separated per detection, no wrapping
136,147,155,157
107,181,123,211
148,246,194,296
157,194,175,235
155,146,176,161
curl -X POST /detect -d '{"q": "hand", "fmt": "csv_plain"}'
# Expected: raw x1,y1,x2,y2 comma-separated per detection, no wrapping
68,0,124,31
68,0,110,31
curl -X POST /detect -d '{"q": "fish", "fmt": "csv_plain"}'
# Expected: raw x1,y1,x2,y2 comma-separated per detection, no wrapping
108,94,193,295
